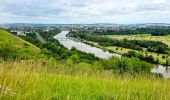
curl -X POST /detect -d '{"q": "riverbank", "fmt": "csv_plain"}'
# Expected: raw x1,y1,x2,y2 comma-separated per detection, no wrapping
63,30,170,78
81,39,170,78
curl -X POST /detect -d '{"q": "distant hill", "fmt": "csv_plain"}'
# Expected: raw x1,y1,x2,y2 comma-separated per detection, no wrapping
0,29,41,59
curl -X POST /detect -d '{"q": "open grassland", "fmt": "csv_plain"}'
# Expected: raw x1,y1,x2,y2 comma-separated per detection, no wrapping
0,30,41,59
0,60,170,100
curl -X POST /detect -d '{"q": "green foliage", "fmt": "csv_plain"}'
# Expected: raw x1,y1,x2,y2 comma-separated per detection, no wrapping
102,57,152,74
93,27,170,36
39,29,61,41
0,29,168,99
19,33,40,46
69,30,169,54
0,29,153,75
123,51,159,64
0,43,18,60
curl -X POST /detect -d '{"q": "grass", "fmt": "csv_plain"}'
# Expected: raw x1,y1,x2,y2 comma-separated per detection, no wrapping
0,30,40,50
0,60,170,100
0,30,41,59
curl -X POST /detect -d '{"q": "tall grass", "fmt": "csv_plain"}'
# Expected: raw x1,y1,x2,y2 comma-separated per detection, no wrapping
0,60,169,100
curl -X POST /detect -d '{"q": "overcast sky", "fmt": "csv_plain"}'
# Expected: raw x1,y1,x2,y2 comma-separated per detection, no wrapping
0,0,170,24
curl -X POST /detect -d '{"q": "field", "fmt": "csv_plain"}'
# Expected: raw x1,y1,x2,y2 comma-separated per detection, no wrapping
107,34,170,47
0,60,170,100
82,34,170,65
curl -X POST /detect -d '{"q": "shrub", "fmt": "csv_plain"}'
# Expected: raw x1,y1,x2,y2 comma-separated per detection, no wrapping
0,43,18,60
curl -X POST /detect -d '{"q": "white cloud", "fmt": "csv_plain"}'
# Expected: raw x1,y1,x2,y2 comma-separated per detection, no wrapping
0,0,170,24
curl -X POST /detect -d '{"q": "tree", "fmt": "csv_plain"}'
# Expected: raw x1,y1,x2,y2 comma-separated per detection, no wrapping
156,45,167,54
146,55,154,63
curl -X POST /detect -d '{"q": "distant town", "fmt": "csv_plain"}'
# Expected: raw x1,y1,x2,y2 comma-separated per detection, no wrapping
1,23,170,36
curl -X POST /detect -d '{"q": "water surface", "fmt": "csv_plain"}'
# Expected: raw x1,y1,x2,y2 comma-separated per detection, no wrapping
54,31,121,59
151,65,170,78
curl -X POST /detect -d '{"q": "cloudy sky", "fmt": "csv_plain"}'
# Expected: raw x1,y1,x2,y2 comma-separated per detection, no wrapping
0,0,170,24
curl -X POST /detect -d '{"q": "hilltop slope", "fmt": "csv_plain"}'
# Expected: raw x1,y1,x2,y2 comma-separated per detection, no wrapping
0,30,41,59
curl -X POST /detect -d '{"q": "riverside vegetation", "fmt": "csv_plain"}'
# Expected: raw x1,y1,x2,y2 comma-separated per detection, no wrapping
0,29,170,99
68,30,170,65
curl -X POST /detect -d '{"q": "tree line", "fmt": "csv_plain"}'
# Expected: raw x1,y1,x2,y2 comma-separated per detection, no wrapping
93,27,170,36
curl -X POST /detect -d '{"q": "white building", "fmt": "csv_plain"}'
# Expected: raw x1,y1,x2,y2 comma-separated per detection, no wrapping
17,31,26,36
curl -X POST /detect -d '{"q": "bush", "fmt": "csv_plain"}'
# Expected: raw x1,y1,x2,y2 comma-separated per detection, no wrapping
102,57,152,74
0,43,18,60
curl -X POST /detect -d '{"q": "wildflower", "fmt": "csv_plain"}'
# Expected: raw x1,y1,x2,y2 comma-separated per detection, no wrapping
4,87,11,94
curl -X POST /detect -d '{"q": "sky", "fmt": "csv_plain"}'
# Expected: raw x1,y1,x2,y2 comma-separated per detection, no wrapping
0,0,170,24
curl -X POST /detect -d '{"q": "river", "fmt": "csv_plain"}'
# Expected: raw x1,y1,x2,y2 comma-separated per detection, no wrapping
54,31,170,78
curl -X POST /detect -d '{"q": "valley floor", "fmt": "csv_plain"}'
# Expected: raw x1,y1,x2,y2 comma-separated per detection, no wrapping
83,39,170,65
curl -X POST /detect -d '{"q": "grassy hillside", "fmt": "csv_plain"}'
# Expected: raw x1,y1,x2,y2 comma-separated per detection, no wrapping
0,60,169,100
0,30,41,59
0,29,169,99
